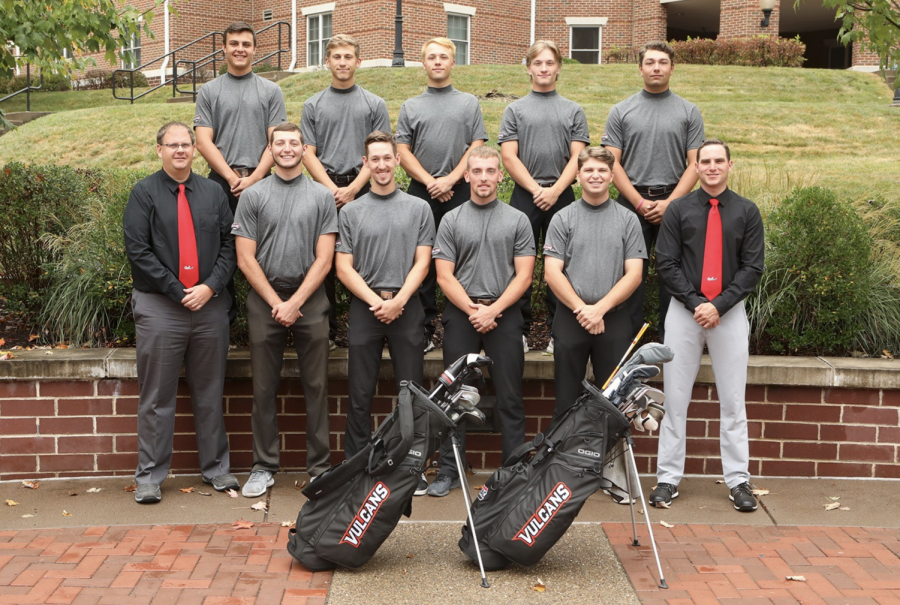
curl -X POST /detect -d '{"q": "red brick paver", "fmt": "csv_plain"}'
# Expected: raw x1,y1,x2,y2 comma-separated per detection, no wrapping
0,525,329,605
607,523,900,605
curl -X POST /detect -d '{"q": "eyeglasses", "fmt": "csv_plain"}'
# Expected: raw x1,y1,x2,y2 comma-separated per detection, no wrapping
162,143,194,150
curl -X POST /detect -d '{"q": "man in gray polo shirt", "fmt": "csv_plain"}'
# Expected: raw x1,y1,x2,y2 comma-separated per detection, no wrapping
302,33,391,344
195,21,287,216
544,147,645,416
232,122,338,498
427,146,535,497
396,37,488,352
335,131,434,468
602,41,704,340
499,40,589,353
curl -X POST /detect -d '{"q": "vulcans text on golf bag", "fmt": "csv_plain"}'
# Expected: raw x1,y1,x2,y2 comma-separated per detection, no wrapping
340,482,391,547
513,482,572,545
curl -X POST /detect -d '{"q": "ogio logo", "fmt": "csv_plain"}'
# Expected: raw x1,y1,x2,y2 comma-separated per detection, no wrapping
477,485,489,501
578,448,601,458
339,482,390,547
512,482,571,546
408,449,422,457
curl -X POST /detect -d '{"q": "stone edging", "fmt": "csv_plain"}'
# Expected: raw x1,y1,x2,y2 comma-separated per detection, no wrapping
0,349,898,389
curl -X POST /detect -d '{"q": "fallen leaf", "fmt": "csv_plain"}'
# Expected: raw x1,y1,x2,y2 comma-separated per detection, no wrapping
21,514,34,518
86,487,101,493
828,496,841,501
28,334,38,342
786,575,807,582
751,489,769,496
0,338,5,347
62,510,72,516
839,506,851,511
44,351,53,355
656,501,671,509
715,480,725,484
0,352,15,360
55,343,69,349
531,579,547,592
69,491,78,497
124,484,137,492
233,518,254,529
824,502,840,511
637,508,644,515
660,520,675,528
293,480,306,490
198,491,212,497
21,480,39,489
226,489,238,498
5,500,18,506
179,487,195,493
281,521,295,527
405,554,414,559
251,501,268,511
882,349,894,360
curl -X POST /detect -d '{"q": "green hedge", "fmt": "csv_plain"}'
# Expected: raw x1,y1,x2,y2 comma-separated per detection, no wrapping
605,36,806,68
3,163,899,355
0,73,72,94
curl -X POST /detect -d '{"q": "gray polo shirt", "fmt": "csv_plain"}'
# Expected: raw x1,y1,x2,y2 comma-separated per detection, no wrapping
601,89,705,187
497,90,590,183
336,189,435,290
543,198,646,304
432,199,535,300
395,85,488,178
301,85,391,175
194,72,287,169
231,173,337,281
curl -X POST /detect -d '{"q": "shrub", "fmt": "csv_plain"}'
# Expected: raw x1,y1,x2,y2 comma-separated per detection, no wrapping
604,36,806,67
74,68,148,91
0,72,71,94
749,187,872,355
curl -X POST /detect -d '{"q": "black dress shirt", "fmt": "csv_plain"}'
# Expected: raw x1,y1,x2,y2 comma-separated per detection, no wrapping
656,187,764,315
123,170,236,304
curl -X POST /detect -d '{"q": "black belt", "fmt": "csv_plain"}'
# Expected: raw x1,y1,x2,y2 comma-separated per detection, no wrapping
231,166,255,178
535,181,557,188
327,170,359,187
270,278,303,297
470,296,496,306
634,184,677,197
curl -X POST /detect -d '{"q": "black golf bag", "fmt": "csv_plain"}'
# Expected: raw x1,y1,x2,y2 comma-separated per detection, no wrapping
287,354,491,571
459,382,631,569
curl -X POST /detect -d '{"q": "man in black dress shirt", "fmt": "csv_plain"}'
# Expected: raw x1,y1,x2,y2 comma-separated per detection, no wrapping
123,121,239,504
650,139,764,512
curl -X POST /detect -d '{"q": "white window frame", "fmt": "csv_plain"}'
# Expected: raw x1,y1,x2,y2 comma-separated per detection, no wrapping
444,3,475,65
566,17,607,65
122,16,143,69
303,4,334,67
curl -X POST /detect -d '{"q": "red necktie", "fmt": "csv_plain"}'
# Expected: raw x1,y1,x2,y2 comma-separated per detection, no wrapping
701,197,722,301
177,184,200,288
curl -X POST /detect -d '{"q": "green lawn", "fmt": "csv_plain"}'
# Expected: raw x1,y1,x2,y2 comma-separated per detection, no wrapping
1,64,897,202
0,86,175,112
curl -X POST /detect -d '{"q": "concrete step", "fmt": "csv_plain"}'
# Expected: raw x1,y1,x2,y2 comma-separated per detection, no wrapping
258,70,298,82
3,111,53,123
166,96,196,104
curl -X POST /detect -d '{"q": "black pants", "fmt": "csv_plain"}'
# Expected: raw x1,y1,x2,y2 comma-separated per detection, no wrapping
438,301,526,477
207,169,245,323
407,179,471,342
616,191,672,342
325,181,371,341
510,183,575,337
344,295,425,458
552,305,631,418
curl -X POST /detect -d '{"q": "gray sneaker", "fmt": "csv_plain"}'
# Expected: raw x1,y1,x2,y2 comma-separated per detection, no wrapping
203,473,240,492
135,483,161,504
242,470,274,498
426,473,461,497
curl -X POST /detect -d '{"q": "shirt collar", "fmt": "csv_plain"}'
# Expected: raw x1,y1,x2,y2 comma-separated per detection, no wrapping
158,169,195,194
698,187,732,207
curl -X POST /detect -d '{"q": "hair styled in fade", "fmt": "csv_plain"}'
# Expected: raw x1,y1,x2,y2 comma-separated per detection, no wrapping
466,145,502,169
268,121,303,145
224,22,256,46
364,130,397,156
697,138,731,161
577,146,615,171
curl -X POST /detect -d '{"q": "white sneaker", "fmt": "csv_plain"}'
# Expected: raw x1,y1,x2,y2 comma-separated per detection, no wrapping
424,340,436,353
545,337,554,355
242,470,274,498
523,335,530,354
328,340,337,351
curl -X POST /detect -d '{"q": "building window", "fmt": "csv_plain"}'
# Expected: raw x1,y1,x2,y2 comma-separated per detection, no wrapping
307,13,332,66
262,9,274,22
447,14,470,65
123,19,142,69
565,18,607,65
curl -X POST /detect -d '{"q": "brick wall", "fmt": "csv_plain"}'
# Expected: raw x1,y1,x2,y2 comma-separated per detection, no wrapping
719,0,780,39
2,374,898,482
852,39,882,68
632,0,667,47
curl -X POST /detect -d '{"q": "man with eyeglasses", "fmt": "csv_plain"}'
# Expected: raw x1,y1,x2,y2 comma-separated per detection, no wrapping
123,121,239,504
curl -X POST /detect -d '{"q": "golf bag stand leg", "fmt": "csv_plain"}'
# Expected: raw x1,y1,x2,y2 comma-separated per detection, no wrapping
624,438,668,589
451,430,490,588
622,447,640,547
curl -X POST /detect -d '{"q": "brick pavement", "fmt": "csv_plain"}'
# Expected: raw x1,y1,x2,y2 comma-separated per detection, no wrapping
607,523,900,605
0,524,330,605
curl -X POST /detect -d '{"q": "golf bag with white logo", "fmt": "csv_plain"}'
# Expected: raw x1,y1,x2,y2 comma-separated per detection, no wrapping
288,355,491,571
459,382,631,569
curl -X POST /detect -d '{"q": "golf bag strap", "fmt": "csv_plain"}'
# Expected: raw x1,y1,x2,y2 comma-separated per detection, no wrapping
301,442,374,500
502,433,544,466
368,386,415,476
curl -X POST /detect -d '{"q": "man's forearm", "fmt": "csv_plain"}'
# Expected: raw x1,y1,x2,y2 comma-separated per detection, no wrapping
398,145,434,184
545,264,585,311
436,270,472,314
303,151,335,190
197,139,235,182
666,164,699,202
492,268,533,314
597,265,642,314
290,255,331,308
336,257,381,307
397,258,429,304
239,254,282,308
612,164,642,207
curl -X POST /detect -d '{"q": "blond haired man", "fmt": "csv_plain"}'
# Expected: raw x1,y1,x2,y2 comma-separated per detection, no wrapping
499,40,590,353
396,37,488,352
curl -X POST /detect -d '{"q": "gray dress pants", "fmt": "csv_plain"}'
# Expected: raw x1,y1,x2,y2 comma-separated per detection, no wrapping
132,289,232,485
656,298,751,489
247,287,331,477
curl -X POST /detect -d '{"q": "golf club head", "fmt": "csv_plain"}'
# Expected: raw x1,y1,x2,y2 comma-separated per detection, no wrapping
632,409,659,432
451,406,486,426
643,387,665,406
646,401,665,423
626,343,674,368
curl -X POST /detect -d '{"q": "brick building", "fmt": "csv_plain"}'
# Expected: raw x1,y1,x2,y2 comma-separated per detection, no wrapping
80,0,876,84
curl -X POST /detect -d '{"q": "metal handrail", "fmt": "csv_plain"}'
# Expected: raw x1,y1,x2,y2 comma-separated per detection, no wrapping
0,64,44,111
113,21,291,104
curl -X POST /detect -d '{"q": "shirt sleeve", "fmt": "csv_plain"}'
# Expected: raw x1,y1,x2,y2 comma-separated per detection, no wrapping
373,97,392,134
320,192,339,235
194,85,214,130
514,214,536,257
571,105,591,144
542,212,567,261
497,106,518,143
268,86,288,129
300,99,318,148
470,97,489,144
712,202,765,315
231,188,258,240
431,214,457,262
335,209,353,254
601,104,623,150
395,102,414,146
686,103,705,151
656,203,705,311
623,211,648,260
417,202,436,247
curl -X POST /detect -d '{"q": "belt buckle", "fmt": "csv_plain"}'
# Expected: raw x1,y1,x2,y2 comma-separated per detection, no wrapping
380,291,394,300
233,167,251,178
475,298,493,306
